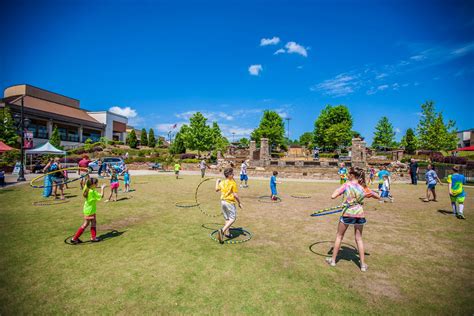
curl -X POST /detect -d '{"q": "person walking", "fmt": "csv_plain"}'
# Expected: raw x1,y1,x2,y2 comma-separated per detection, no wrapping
409,158,419,185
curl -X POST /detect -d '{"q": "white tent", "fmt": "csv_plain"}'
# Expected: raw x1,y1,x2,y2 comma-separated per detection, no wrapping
26,142,66,155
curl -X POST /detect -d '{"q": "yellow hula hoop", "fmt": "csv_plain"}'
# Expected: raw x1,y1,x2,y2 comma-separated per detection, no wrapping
30,167,90,189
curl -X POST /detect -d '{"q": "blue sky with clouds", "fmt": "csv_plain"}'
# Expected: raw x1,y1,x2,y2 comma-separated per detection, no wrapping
1,0,473,143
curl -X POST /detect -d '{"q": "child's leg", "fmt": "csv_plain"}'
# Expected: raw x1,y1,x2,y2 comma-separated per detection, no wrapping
107,188,113,201
432,187,437,201
354,225,366,267
59,184,65,199
451,201,457,215
331,221,349,262
458,203,464,216
223,218,235,236
90,217,97,240
114,188,118,200
72,219,90,241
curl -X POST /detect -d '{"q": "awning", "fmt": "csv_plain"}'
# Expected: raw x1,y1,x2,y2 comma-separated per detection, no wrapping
455,146,474,152
0,141,15,153
25,142,66,155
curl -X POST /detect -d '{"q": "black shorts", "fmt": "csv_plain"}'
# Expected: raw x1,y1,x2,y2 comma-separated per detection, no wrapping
339,216,366,225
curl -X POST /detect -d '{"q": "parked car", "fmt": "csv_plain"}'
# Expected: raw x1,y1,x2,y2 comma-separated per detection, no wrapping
88,157,125,172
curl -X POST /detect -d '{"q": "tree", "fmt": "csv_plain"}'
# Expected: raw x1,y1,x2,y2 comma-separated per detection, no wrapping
372,116,396,149
401,128,418,154
169,126,187,154
127,129,138,149
299,132,314,148
239,138,250,147
314,105,353,150
416,101,457,151
251,110,285,150
183,112,213,154
148,128,156,148
0,106,18,146
140,128,148,147
210,122,228,152
49,126,62,149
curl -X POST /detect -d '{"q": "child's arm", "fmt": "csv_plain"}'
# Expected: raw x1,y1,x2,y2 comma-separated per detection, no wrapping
215,179,221,192
233,192,243,208
331,185,345,199
100,184,106,198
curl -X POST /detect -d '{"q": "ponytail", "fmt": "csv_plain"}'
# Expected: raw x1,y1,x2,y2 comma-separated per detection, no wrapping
349,167,367,188
83,178,98,198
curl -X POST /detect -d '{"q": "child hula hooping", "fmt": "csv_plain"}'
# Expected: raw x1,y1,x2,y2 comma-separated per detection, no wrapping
215,168,243,244
106,168,119,202
71,178,106,244
325,167,380,272
448,165,466,219
424,164,442,202
270,171,281,201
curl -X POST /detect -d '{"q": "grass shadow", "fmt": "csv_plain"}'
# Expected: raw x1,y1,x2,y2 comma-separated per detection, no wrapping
309,241,370,268
0,189,15,194
64,230,126,245
116,196,132,202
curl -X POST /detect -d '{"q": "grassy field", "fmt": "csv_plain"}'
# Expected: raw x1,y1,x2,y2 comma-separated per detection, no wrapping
0,174,473,314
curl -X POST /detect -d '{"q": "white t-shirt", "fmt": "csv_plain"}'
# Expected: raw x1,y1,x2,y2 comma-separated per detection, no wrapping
199,160,206,170
382,179,390,191
240,163,247,175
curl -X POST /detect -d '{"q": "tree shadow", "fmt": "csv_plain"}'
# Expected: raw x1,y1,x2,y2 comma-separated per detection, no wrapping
309,240,370,268
0,189,15,194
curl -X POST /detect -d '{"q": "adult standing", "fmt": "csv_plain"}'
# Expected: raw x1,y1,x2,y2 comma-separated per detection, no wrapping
199,159,207,178
409,158,419,185
78,155,91,189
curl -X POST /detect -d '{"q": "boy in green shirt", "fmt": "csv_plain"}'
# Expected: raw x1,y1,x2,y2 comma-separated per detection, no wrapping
174,162,181,179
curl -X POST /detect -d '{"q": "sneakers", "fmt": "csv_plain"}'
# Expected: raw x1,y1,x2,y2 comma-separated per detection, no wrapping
91,238,101,243
325,257,336,267
457,214,466,220
217,229,224,244
360,264,369,272
70,238,83,245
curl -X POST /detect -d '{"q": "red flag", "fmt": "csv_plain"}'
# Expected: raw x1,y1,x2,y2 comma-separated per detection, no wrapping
172,124,177,129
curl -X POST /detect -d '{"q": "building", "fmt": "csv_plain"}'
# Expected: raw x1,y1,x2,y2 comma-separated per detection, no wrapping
457,128,474,148
88,111,127,142
0,84,128,149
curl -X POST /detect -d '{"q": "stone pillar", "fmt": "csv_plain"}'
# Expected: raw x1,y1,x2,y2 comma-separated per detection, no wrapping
260,138,270,165
78,125,83,143
350,138,367,168
249,140,256,160
47,120,53,138
217,151,222,159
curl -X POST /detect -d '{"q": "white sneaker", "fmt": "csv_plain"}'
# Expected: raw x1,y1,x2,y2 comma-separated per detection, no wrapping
361,264,368,272
325,257,336,267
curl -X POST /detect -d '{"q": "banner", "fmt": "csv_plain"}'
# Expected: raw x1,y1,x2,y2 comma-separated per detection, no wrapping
24,131,33,149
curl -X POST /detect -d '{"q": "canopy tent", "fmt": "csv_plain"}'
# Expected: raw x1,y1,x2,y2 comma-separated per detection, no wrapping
454,146,474,152
0,141,15,153
26,142,66,155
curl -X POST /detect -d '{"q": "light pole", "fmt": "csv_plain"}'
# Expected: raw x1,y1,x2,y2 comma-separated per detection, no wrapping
232,132,235,143
13,96,31,182
285,117,292,142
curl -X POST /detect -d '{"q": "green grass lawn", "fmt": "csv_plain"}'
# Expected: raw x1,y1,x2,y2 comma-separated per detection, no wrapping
0,174,473,314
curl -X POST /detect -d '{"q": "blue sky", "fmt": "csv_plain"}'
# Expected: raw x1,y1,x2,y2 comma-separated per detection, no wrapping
1,0,473,143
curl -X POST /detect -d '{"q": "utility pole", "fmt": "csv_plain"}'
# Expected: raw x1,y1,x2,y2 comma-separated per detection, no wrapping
232,132,235,143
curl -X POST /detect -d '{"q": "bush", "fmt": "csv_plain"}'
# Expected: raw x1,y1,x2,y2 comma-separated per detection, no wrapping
181,158,200,163
180,153,196,160
0,149,21,165
85,138,93,144
319,153,338,158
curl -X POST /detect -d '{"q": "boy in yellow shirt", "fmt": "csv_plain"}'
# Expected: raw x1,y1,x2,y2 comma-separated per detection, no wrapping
174,162,181,179
215,168,243,243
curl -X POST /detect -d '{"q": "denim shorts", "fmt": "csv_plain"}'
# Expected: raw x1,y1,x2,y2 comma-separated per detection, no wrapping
340,216,366,225
427,183,436,190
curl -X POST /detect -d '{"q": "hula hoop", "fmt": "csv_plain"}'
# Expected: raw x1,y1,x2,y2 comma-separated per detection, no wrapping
30,167,90,189
209,227,253,244
311,209,342,217
258,195,282,203
175,201,200,208
310,201,359,217
195,178,221,218
32,199,70,206
290,193,311,199
309,240,358,257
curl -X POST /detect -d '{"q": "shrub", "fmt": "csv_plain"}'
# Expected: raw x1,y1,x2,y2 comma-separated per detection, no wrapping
181,158,200,163
180,153,196,160
0,149,21,165
85,138,93,144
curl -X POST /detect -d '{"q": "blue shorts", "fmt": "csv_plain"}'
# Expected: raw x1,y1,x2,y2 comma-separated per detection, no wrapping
240,174,248,181
381,190,389,198
340,216,366,225
427,183,436,190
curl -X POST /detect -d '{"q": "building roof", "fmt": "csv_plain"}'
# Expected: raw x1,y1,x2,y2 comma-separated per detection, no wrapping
4,84,80,108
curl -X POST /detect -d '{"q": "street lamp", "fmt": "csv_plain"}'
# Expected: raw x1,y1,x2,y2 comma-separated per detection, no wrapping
13,96,31,182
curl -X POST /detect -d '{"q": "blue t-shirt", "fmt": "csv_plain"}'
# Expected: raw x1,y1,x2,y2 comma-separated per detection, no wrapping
425,170,437,185
270,175,277,187
377,170,390,183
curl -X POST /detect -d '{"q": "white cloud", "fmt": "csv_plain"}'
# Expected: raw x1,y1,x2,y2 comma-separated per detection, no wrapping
248,64,263,76
311,74,359,97
274,48,286,55
375,73,388,79
176,110,234,122
109,106,137,118
155,122,186,133
377,84,389,91
451,41,474,56
260,37,280,46
366,87,377,95
395,127,401,133
297,65,304,69
410,54,426,61
285,41,308,57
